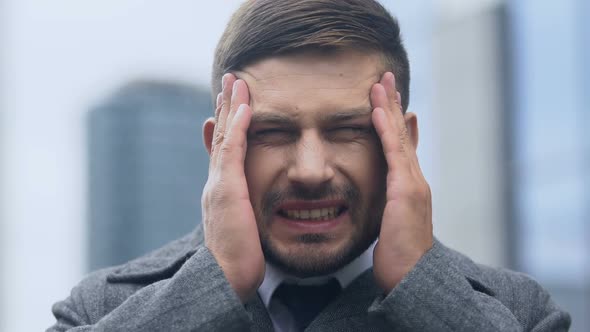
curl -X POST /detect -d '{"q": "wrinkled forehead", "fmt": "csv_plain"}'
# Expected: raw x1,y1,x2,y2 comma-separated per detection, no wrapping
236,50,384,117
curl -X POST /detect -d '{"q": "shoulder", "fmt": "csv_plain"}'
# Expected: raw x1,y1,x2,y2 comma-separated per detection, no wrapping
434,240,569,327
474,264,567,327
59,227,205,322
106,227,203,284
434,239,550,300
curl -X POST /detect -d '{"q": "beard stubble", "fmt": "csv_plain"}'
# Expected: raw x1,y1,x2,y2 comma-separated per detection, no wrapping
254,182,385,278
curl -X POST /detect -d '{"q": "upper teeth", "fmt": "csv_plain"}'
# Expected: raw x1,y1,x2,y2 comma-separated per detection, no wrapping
284,207,338,220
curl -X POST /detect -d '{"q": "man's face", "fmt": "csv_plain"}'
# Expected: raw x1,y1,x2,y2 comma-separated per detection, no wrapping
238,50,387,277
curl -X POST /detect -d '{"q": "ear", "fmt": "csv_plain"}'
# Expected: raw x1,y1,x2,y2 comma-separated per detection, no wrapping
404,112,419,150
202,117,216,156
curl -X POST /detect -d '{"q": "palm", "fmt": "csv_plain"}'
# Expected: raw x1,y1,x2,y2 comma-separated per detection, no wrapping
370,72,433,292
201,74,265,302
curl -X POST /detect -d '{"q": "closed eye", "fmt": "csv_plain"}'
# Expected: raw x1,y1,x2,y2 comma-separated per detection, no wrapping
328,126,372,135
326,126,373,141
248,128,297,145
331,126,367,133
253,128,293,137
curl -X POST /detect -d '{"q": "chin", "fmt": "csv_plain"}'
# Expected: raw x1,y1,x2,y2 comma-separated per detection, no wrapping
261,233,375,278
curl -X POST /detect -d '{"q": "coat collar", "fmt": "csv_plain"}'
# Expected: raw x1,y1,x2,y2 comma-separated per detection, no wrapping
106,226,494,297
106,226,204,283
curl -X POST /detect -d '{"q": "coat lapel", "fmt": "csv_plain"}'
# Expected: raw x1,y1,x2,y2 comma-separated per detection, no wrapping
245,294,275,331
244,269,383,332
307,268,384,331
194,226,274,331
306,239,496,331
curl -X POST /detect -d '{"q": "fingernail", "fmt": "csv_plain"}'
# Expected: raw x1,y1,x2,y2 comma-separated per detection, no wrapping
222,73,228,87
233,79,240,94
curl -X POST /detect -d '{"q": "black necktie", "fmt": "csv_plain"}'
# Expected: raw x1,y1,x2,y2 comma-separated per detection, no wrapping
272,279,342,331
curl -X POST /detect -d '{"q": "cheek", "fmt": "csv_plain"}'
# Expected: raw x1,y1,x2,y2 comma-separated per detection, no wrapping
332,142,385,192
244,147,286,200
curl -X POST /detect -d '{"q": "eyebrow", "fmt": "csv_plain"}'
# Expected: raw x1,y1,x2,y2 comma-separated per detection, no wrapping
320,108,373,123
250,112,296,127
249,107,372,127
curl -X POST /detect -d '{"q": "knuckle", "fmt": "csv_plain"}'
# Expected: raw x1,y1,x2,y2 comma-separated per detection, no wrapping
219,142,234,155
407,186,421,201
215,104,223,116
209,189,225,206
213,131,225,146
404,182,427,202
216,102,229,118
424,182,432,196
417,184,430,201
397,141,406,153
203,177,227,205
397,128,410,153
399,128,408,141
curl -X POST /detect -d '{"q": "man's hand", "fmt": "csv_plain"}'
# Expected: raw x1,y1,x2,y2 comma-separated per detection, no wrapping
201,73,265,303
371,72,434,293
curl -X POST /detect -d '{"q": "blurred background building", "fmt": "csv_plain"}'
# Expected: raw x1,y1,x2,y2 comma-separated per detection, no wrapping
509,0,589,328
87,81,210,270
0,0,587,331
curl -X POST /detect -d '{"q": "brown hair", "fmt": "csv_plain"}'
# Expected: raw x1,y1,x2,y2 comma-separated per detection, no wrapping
211,0,411,111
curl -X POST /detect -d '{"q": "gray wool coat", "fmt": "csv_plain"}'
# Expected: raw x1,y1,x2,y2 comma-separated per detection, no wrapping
47,226,571,331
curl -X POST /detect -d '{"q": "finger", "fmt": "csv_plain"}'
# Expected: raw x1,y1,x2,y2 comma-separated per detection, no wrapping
380,72,406,132
388,86,422,174
393,90,421,169
212,73,237,159
373,73,396,137
402,110,420,163
209,93,223,160
219,104,252,173
371,103,412,175
216,73,236,135
216,93,222,112
376,74,419,167
204,93,223,169
225,79,250,135
381,72,401,114
370,80,390,112
372,107,409,171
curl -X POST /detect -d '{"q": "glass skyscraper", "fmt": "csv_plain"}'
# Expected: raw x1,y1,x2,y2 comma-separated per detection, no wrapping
87,81,212,271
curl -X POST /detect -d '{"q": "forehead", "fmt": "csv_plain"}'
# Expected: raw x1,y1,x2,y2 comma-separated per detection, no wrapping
237,50,384,117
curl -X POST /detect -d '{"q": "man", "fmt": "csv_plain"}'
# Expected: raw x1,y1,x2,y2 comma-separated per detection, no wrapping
48,1,570,331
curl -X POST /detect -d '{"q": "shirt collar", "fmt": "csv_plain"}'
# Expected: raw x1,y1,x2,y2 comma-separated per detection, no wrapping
258,241,376,307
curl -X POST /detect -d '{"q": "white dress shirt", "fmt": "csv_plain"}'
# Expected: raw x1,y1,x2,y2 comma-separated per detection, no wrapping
257,242,376,332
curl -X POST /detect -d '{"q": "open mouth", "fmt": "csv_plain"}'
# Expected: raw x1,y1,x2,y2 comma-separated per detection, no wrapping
277,206,347,221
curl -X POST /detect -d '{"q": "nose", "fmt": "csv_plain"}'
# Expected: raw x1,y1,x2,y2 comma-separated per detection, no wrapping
287,131,335,187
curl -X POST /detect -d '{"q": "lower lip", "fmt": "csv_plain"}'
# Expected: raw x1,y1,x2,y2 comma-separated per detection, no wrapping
274,210,349,233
